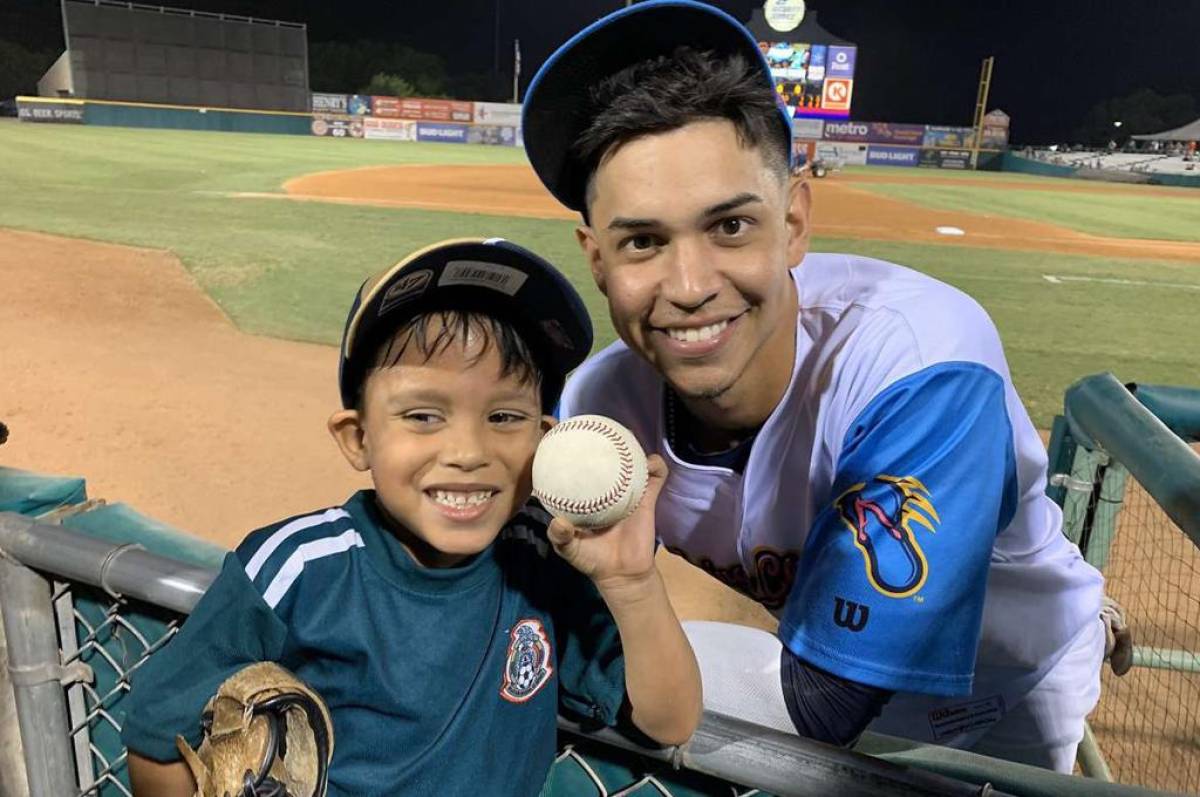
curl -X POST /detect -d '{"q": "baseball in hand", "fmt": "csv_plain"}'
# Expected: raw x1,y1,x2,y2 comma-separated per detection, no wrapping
532,415,649,529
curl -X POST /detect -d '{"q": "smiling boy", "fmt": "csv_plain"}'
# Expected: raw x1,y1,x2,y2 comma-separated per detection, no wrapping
122,238,701,796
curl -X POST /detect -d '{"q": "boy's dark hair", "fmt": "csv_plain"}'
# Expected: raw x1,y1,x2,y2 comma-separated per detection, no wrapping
572,47,789,214
354,310,543,415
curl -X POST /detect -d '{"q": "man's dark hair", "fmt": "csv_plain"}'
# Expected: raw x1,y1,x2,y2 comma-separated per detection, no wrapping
354,310,543,414
573,47,789,215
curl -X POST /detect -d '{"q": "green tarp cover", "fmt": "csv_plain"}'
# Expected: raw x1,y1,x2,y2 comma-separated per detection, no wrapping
0,466,86,516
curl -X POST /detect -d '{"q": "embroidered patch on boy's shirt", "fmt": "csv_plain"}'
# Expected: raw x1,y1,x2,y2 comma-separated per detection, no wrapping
500,618,554,703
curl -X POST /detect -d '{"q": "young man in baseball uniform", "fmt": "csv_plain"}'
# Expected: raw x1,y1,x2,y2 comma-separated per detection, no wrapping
122,239,700,795
524,0,1110,772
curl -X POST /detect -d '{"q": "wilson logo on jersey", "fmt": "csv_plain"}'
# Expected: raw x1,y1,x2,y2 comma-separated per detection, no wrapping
833,475,939,599
833,597,870,632
500,618,553,703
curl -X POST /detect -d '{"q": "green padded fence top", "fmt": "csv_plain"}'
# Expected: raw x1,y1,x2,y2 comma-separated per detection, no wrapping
0,466,227,567
0,466,87,517
63,503,227,569
1065,373,1200,551
1127,382,1200,443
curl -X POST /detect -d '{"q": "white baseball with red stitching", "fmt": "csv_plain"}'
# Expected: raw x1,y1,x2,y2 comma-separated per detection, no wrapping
532,414,648,529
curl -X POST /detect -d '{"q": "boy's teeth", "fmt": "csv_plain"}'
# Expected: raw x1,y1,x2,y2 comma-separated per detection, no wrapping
668,320,728,342
432,490,493,508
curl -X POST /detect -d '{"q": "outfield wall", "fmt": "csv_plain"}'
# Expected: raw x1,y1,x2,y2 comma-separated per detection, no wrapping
795,118,1005,171
16,96,311,135
16,93,1007,170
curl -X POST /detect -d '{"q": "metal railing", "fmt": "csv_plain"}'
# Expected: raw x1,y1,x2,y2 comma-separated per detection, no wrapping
1049,374,1200,793
0,507,1187,797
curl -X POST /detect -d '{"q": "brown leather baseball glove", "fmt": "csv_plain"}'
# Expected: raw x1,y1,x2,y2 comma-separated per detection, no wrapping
176,662,334,797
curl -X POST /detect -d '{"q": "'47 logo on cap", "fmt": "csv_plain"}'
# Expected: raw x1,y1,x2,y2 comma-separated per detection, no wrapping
379,269,433,316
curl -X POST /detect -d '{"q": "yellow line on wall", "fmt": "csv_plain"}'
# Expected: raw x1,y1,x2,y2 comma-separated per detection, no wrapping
16,95,309,117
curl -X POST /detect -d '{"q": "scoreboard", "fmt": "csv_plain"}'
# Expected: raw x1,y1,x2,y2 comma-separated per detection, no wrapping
761,40,857,119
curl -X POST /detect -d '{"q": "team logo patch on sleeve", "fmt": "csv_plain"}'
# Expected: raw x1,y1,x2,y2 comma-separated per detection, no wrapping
833,475,940,599
500,618,554,703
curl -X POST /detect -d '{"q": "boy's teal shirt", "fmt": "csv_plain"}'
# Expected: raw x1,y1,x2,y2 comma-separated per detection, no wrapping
122,491,627,796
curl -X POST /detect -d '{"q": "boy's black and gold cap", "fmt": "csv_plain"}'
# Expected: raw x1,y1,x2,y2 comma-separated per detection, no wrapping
338,238,593,410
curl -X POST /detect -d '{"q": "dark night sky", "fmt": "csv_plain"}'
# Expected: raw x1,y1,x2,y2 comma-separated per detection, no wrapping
3,0,1198,143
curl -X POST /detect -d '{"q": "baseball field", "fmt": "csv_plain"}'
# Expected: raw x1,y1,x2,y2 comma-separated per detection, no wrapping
2,117,1199,619
3,118,1200,791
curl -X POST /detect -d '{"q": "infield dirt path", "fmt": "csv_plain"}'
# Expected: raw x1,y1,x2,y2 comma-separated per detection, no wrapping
0,228,774,629
279,164,1200,262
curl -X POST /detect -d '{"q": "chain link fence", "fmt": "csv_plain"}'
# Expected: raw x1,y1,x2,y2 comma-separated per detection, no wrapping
26,571,764,797
3,511,1014,797
1060,450,1200,793
1051,376,1200,794
55,583,182,796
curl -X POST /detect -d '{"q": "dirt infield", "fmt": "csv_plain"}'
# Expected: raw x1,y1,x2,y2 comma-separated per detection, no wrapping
0,228,773,629
280,164,1200,262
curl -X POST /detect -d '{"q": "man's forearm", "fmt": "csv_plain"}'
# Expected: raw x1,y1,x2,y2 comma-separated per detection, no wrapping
128,751,195,797
598,570,703,745
780,647,893,746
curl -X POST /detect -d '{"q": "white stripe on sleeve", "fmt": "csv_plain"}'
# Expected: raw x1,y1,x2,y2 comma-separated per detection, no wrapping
261,529,365,609
244,508,351,580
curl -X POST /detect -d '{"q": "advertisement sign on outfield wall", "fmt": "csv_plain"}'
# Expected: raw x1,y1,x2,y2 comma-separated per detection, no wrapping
372,97,473,123
369,96,403,117
466,124,516,146
923,125,976,149
867,122,925,145
791,117,824,140
822,120,869,142
816,142,868,166
311,93,348,113
311,113,364,138
17,101,84,123
348,95,371,115
363,118,417,141
416,122,469,143
980,110,1011,149
866,144,918,166
473,102,523,127
919,148,971,169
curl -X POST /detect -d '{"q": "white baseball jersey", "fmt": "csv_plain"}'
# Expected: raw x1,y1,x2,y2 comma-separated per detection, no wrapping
560,252,1104,740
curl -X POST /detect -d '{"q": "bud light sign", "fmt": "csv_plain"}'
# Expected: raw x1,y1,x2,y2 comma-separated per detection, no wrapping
866,145,919,167
416,122,468,143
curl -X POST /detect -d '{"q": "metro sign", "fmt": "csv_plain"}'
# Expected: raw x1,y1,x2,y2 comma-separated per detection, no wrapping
822,78,853,112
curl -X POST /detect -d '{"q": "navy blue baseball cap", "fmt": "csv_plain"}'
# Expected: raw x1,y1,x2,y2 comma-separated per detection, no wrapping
338,238,593,410
522,0,793,213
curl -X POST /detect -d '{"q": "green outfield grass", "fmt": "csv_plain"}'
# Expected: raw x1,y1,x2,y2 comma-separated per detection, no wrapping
1,120,1197,425
854,181,1200,243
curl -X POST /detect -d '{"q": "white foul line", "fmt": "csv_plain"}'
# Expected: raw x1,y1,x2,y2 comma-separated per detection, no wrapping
1042,274,1200,291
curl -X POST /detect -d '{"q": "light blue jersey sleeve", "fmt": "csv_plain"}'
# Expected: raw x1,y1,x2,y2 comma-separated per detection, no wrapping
778,362,1018,696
